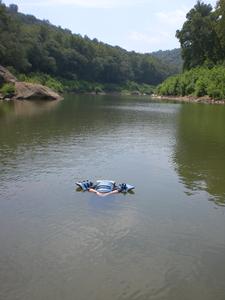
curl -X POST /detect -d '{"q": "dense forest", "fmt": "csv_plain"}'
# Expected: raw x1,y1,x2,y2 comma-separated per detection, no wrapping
0,1,179,94
151,49,182,73
157,0,225,100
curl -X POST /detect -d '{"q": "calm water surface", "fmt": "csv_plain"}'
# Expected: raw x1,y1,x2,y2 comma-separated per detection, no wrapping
0,95,225,300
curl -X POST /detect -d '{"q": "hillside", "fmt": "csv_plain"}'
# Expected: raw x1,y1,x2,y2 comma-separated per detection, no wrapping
151,49,183,73
0,2,178,88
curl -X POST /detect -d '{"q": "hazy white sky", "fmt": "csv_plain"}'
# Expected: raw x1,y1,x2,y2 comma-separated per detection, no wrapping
3,0,218,53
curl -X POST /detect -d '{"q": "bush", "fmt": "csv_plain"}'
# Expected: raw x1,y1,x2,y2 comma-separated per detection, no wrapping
17,73,63,92
0,83,15,97
94,85,103,94
121,81,154,95
195,79,207,97
45,78,63,93
207,84,222,99
156,66,225,99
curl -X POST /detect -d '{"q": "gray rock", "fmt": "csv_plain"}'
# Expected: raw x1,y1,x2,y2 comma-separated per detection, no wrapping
14,82,61,100
0,65,61,101
0,65,17,83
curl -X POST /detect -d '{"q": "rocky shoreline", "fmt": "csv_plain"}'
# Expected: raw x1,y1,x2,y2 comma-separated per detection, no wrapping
151,95,225,105
0,65,62,101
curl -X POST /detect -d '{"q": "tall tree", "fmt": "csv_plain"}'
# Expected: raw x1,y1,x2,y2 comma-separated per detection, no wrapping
214,0,225,59
176,1,219,70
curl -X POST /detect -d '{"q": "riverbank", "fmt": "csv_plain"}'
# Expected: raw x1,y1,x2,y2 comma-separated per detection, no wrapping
151,94,225,104
155,66,225,103
0,66,62,101
0,82,62,101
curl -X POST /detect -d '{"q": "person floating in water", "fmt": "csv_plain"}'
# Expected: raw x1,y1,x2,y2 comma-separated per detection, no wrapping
76,180,134,196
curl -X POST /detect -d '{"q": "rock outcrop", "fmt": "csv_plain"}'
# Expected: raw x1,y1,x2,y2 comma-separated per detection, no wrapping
15,82,61,100
0,65,61,100
0,65,17,84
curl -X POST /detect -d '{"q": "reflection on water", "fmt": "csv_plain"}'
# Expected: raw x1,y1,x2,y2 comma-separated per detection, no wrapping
173,104,225,206
0,99,61,118
0,95,225,300
0,101,14,117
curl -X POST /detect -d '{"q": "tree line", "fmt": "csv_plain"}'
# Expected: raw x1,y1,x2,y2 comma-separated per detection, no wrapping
0,1,177,90
157,0,225,99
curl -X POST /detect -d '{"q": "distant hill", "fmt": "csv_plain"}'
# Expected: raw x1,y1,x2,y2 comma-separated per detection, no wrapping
151,49,183,73
0,2,179,86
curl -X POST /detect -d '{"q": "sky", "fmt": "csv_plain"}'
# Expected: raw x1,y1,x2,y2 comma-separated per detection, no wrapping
3,0,218,53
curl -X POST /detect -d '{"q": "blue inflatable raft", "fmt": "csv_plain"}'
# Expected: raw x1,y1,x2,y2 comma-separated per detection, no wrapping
76,179,135,193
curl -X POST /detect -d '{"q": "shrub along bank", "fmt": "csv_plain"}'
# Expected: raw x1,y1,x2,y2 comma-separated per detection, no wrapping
156,66,225,100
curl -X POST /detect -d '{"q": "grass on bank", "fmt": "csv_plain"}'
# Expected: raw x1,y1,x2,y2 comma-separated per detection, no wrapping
0,83,15,97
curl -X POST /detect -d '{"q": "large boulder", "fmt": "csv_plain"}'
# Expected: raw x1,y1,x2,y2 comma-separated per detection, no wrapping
0,65,61,100
14,82,61,100
0,65,17,84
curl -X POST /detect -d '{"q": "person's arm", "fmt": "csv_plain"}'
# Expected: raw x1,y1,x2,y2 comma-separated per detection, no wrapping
88,188,98,194
96,190,119,197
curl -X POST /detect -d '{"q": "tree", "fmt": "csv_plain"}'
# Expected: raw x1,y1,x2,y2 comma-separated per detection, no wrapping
0,1,177,84
214,0,225,59
176,1,219,70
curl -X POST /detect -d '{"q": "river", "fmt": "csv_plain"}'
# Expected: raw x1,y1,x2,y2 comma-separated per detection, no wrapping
0,94,225,300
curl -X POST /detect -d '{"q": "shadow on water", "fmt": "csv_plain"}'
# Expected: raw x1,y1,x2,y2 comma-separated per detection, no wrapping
173,103,225,206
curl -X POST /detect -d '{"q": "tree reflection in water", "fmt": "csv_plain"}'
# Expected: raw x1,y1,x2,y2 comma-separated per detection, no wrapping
173,104,225,206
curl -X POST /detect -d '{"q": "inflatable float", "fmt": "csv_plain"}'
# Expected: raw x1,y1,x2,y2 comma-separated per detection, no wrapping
76,180,135,194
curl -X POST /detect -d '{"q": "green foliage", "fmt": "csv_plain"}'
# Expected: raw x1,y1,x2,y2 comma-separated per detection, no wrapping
158,1,225,100
122,81,154,95
176,0,225,70
0,83,15,96
0,2,176,86
151,49,183,73
195,78,207,97
18,73,63,92
156,66,225,99
64,79,153,94
215,0,225,57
